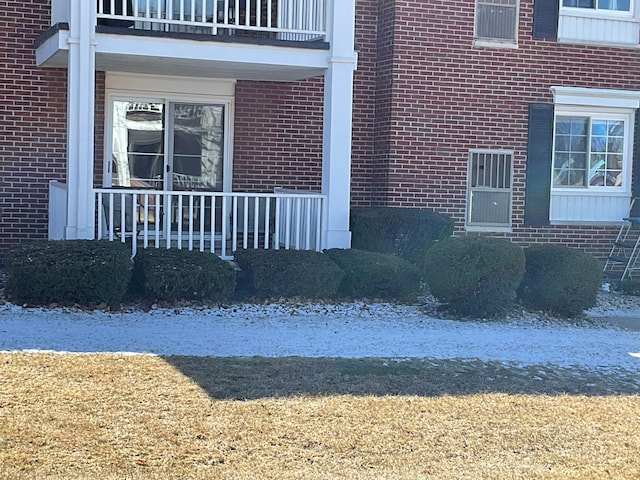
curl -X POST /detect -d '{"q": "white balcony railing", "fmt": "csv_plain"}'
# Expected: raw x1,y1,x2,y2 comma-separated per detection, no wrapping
95,188,325,258
96,0,326,40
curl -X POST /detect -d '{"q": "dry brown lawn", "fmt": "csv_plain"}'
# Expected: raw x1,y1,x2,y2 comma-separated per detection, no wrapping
1,352,639,480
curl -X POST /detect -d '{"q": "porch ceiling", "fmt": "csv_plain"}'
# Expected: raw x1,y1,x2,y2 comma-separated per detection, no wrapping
35,28,329,82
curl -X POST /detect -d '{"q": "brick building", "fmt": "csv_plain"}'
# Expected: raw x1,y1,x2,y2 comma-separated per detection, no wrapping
2,0,639,260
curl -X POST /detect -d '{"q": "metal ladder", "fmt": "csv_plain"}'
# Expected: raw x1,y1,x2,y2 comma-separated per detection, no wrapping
603,197,640,282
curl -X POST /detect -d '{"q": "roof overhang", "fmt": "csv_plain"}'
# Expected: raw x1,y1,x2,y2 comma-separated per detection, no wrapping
35,25,330,81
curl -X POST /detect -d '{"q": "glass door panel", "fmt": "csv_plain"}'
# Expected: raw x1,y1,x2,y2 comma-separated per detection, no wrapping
111,100,165,189
170,103,225,192
169,103,226,234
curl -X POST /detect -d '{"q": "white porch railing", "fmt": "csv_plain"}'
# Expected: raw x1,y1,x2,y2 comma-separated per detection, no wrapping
48,180,68,240
96,0,326,40
95,188,325,258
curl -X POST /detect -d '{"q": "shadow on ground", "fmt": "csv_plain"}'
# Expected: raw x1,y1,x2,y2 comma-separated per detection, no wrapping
163,356,640,400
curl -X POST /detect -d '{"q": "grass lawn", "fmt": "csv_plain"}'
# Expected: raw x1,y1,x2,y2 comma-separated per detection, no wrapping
1,352,639,479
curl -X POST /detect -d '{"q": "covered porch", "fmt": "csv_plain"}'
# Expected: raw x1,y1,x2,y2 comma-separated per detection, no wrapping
50,183,324,258
39,0,357,258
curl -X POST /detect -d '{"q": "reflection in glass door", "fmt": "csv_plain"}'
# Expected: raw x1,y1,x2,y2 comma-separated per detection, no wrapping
170,103,225,191
111,101,165,189
168,103,226,236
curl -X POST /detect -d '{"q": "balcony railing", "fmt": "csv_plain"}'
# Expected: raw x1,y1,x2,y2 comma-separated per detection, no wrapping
96,0,326,41
95,188,325,258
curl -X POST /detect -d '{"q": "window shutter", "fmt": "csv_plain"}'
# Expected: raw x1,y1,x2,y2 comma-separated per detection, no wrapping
524,103,554,226
532,0,559,39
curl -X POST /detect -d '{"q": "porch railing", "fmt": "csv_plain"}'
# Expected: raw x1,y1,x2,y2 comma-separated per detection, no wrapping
96,0,326,40
95,188,326,258
48,180,68,241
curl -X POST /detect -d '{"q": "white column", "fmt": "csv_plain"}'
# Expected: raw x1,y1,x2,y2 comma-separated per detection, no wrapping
321,0,357,249
65,0,96,239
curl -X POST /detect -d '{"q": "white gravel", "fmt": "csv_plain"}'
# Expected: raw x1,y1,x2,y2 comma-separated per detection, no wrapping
1,292,640,371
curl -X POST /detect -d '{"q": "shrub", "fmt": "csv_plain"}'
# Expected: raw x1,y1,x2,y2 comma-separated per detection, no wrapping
351,207,454,265
325,248,421,300
234,249,344,299
423,236,525,318
5,240,132,307
620,279,640,296
133,248,236,302
518,245,602,317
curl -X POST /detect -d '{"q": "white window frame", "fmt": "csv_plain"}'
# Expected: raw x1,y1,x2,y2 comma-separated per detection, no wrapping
474,0,519,48
549,86,640,224
557,0,638,47
560,0,634,16
103,73,235,193
552,108,632,192
466,149,513,232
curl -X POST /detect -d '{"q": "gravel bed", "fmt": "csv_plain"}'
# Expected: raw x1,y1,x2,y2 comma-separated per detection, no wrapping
1,270,639,395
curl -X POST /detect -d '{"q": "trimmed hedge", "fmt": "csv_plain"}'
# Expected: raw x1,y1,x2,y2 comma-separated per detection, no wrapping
5,240,132,307
620,279,640,296
325,248,421,300
351,207,454,265
518,245,602,317
234,249,344,299
132,248,236,302
423,236,525,318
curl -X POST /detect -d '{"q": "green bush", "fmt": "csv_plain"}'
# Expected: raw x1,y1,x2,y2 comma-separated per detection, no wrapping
351,207,454,265
234,249,344,299
620,279,640,296
518,245,602,317
5,240,132,307
423,236,525,318
325,248,421,300
133,248,236,302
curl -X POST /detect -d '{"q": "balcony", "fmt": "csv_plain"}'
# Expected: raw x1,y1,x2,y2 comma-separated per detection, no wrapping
40,0,356,253
96,0,326,40
36,0,331,81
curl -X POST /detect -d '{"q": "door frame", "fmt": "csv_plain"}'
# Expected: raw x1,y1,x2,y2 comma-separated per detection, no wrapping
103,72,235,193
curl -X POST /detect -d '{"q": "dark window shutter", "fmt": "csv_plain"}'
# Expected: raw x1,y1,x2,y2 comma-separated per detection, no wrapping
524,103,554,226
532,0,559,39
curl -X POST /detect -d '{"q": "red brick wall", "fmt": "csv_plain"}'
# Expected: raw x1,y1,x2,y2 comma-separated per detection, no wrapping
0,1,67,259
351,0,378,206
371,0,397,206
372,0,640,258
233,79,324,192
4,0,634,260
232,0,379,202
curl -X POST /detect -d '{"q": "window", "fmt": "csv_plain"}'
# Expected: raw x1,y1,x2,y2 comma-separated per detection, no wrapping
475,0,518,44
562,0,631,12
555,0,637,46
537,87,640,224
553,115,625,188
467,150,513,229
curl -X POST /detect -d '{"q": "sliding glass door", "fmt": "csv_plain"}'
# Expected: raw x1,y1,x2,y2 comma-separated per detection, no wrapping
108,98,229,236
109,99,226,192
